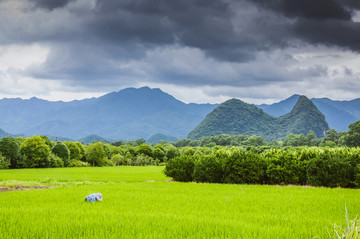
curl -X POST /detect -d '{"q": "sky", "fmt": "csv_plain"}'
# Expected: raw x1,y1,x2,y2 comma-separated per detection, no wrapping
0,0,360,104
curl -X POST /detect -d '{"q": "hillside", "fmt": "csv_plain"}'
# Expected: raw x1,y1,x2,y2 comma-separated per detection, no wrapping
188,96,329,141
258,95,360,131
0,128,11,139
0,87,217,140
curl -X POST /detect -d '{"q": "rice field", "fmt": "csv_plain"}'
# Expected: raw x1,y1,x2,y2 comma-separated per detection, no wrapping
0,166,360,238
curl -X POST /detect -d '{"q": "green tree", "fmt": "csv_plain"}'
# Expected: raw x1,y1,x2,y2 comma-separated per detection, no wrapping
345,121,360,147
325,129,339,145
164,144,180,160
152,145,165,162
135,144,153,157
20,136,51,168
51,142,70,166
135,138,146,146
85,142,108,166
40,136,54,148
0,136,20,168
306,130,316,146
242,135,265,147
64,142,84,161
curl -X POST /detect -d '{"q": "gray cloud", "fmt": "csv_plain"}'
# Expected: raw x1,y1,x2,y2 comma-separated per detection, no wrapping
251,0,353,20
251,0,360,52
29,0,76,10
1,0,360,103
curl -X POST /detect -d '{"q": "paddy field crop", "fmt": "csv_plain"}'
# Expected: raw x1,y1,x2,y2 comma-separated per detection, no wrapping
0,166,360,238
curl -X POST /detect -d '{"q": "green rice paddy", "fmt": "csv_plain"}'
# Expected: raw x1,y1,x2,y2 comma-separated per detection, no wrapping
0,166,359,238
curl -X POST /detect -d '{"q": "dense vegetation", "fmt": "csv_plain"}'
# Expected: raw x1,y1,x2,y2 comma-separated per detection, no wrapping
0,120,359,170
0,135,184,169
188,96,329,141
164,146,360,188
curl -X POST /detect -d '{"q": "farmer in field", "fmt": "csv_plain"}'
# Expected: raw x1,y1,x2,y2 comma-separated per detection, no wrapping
85,193,102,203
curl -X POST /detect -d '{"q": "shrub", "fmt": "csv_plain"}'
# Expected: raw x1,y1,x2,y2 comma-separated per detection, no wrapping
307,148,354,188
0,153,10,169
264,149,307,185
193,155,224,183
164,155,195,182
68,159,90,167
223,149,267,184
50,154,64,168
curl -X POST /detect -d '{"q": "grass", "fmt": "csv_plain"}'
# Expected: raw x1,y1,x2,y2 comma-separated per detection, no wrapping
0,166,360,238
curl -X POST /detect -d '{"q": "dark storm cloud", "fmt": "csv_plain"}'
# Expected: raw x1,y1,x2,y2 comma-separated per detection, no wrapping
29,0,76,10
86,0,253,61
341,0,360,10
2,0,359,91
251,0,352,20
294,19,360,50
251,0,360,51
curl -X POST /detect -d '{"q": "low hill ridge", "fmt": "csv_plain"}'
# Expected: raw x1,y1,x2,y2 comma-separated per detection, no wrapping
188,95,329,141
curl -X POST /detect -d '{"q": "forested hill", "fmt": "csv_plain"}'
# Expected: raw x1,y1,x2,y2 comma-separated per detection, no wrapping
188,96,329,141
258,95,360,131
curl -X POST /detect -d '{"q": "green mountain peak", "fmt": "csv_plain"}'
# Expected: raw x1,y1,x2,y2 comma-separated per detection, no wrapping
188,96,329,141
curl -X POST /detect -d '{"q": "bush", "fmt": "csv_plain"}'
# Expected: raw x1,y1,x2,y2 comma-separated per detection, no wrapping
164,155,195,182
193,155,224,183
223,149,267,184
0,153,10,169
307,148,354,188
264,149,307,185
50,154,64,168
164,146,360,189
68,159,90,167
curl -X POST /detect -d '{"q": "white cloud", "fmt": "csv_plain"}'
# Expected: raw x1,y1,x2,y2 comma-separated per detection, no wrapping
0,44,49,71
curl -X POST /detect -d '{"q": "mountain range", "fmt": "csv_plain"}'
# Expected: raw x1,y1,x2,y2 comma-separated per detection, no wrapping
0,87,359,141
0,87,216,141
188,96,329,141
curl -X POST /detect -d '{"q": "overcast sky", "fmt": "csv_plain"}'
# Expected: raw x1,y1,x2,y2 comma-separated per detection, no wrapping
0,0,360,104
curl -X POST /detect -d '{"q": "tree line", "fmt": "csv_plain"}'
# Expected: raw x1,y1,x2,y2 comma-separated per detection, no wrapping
173,121,360,148
0,136,180,169
1,120,360,170
164,146,360,188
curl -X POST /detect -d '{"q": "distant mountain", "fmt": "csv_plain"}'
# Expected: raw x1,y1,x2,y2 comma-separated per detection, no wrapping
188,96,329,141
78,135,112,144
258,95,360,131
0,87,217,140
258,94,301,117
0,128,23,139
147,134,178,144
0,128,12,139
